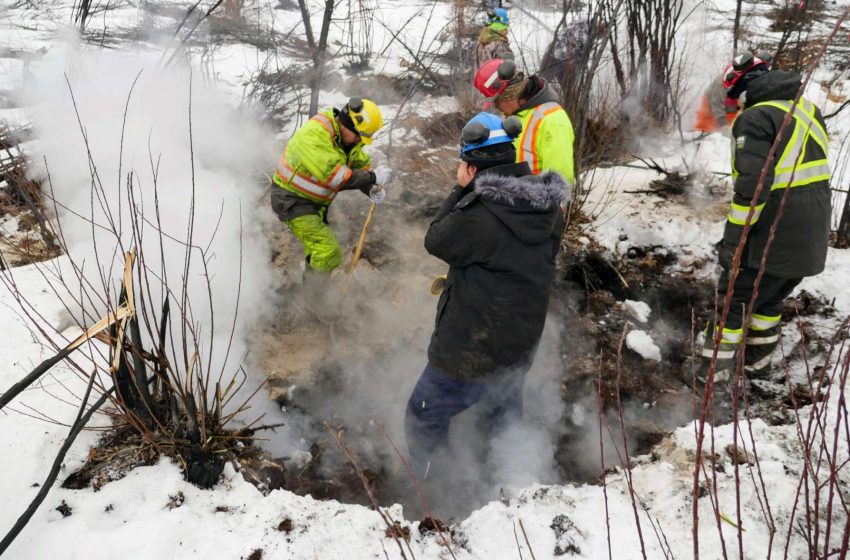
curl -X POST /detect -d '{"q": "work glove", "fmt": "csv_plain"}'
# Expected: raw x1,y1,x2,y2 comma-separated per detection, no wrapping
369,185,386,204
373,165,393,186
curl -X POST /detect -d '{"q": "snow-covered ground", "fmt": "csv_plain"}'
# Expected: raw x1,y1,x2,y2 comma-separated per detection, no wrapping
1,0,849,558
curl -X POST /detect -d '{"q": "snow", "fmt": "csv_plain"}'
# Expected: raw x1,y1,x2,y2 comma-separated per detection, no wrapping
1,0,849,558
622,299,651,323
625,330,663,362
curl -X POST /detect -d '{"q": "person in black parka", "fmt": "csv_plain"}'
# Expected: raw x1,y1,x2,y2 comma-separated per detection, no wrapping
702,60,831,383
405,112,567,472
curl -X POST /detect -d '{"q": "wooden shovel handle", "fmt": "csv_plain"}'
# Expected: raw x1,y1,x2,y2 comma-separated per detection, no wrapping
347,201,378,274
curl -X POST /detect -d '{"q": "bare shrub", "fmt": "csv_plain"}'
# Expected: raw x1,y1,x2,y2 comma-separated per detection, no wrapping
604,0,688,127
0,144,60,265
771,0,827,71
341,0,376,71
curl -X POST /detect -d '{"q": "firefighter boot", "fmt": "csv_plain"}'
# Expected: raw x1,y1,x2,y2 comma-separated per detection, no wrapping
744,326,780,380
694,328,739,390
695,354,736,390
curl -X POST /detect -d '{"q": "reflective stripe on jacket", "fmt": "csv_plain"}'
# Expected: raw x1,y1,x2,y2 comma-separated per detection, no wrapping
728,98,830,227
273,110,371,205
722,69,831,278
514,100,575,184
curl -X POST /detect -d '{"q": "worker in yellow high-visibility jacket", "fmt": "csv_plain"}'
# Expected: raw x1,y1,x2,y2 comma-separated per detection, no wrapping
270,97,391,273
473,58,575,186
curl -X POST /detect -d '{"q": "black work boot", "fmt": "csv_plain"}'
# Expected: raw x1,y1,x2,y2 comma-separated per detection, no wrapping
744,326,780,380
696,327,739,389
691,355,739,424
694,355,736,389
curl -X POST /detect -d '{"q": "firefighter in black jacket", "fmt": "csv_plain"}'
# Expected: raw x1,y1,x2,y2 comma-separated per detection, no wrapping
702,59,831,382
405,112,567,474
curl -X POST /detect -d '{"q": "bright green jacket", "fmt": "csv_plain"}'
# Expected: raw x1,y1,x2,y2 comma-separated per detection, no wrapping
273,109,371,205
514,100,575,184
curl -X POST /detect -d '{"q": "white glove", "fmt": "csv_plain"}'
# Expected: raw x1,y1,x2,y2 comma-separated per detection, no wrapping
373,165,393,186
369,185,386,204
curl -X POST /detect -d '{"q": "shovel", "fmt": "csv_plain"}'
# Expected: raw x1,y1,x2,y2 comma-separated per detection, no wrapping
340,185,381,298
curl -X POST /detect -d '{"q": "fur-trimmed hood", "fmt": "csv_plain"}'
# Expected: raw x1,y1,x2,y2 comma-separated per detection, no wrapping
468,166,568,245
474,170,568,209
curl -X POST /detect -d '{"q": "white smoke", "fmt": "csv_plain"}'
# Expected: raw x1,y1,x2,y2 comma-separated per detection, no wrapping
21,35,281,421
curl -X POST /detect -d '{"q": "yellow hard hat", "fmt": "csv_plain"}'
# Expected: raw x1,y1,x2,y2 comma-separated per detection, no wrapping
347,97,383,144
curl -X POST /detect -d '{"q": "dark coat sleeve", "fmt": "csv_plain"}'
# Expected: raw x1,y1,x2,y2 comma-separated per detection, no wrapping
730,108,776,204
721,108,777,265
339,169,376,195
424,187,495,267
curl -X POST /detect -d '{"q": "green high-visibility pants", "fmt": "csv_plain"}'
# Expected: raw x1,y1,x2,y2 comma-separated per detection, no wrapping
286,211,342,272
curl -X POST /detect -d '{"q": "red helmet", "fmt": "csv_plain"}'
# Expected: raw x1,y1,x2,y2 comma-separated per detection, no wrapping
721,51,769,91
473,59,518,98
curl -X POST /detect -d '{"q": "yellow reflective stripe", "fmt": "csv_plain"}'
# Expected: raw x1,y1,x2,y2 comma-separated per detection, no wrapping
797,100,829,149
745,354,773,371
750,313,781,330
772,162,830,190
701,347,736,359
721,328,743,344
754,100,829,151
752,99,830,191
728,200,766,225
519,102,561,174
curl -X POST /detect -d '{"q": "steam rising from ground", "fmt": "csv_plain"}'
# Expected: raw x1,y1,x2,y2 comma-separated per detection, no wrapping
17,35,696,521
21,37,281,418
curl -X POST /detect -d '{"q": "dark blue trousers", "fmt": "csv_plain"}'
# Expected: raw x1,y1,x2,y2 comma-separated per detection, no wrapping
404,362,528,471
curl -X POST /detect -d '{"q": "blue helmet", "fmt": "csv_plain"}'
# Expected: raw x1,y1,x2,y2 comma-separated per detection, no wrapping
460,112,522,155
487,7,509,26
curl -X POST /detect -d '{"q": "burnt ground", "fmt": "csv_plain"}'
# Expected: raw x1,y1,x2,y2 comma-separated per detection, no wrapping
53,107,842,524
552,241,712,474
62,162,841,523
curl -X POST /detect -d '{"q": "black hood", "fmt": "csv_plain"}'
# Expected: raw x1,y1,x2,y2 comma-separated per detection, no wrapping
745,70,802,107
472,166,567,244
518,77,559,112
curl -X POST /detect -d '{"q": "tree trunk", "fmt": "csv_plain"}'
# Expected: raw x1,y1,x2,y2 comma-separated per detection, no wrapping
306,0,334,117
732,0,743,55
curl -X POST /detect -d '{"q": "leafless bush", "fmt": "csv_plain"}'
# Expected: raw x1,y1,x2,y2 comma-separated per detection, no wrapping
223,0,244,19
771,0,827,71
341,0,376,71
0,77,270,553
297,0,335,116
0,141,60,264
604,0,688,127
374,2,455,96
540,3,612,165
242,62,309,130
